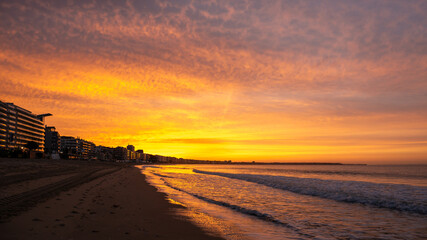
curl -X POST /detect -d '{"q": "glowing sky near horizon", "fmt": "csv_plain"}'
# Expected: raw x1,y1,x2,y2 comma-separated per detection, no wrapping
1,0,426,163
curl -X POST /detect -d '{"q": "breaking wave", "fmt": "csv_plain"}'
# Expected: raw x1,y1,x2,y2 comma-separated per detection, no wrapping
193,169,427,214
158,176,313,238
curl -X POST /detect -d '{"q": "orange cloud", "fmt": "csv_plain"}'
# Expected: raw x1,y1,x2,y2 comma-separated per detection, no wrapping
0,0,426,164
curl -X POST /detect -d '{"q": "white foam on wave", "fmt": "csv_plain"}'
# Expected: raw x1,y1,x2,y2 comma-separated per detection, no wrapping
193,169,427,214
157,176,314,238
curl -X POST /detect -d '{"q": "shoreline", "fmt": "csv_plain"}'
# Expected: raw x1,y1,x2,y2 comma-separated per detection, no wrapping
0,159,224,240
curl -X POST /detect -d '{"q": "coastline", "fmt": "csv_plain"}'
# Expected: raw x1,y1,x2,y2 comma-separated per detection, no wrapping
0,160,224,240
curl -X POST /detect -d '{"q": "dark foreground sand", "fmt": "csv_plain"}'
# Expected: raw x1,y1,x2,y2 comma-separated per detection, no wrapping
0,160,224,240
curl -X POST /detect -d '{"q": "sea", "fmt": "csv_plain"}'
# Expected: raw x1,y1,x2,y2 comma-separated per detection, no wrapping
139,164,427,240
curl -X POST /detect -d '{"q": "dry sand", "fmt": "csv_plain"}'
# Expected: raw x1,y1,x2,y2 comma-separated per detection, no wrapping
0,159,224,240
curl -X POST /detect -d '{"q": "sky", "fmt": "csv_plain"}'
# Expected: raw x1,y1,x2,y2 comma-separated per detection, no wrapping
0,0,426,164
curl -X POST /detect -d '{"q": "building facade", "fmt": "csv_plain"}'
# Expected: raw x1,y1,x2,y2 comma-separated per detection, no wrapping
95,145,114,161
0,101,49,151
61,136,95,159
45,126,60,154
113,146,128,161
60,136,78,158
136,149,144,161
79,139,95,159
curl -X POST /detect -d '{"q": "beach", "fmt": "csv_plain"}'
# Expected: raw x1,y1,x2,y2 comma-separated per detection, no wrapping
0,158,224,240
1,159,426,240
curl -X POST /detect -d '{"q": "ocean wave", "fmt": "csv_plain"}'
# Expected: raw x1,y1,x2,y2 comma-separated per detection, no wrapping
256,168,425,179
142,166,161,169
193,169,427,214
225,166,427,179
158,177,313,238
151,172,175,179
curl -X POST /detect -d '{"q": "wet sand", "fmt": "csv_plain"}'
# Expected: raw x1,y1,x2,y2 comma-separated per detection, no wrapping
0,159,224,240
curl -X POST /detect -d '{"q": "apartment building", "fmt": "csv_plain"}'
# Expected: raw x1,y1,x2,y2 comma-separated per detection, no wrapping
0,100,50,151
61,136,95,159
113,146,128,161
60,136,78,158
45,126,60,154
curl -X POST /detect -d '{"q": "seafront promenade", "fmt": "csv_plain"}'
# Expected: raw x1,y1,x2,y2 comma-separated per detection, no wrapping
0,158,224,240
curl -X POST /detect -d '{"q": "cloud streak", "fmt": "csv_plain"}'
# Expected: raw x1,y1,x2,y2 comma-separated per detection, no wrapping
0,0,426,163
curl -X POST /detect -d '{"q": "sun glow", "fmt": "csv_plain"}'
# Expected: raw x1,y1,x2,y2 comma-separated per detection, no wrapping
1,0,426,164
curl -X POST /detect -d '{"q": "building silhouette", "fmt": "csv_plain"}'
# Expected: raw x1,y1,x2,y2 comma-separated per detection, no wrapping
0,100,51,152
45,126,60,154
61,136,94,159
